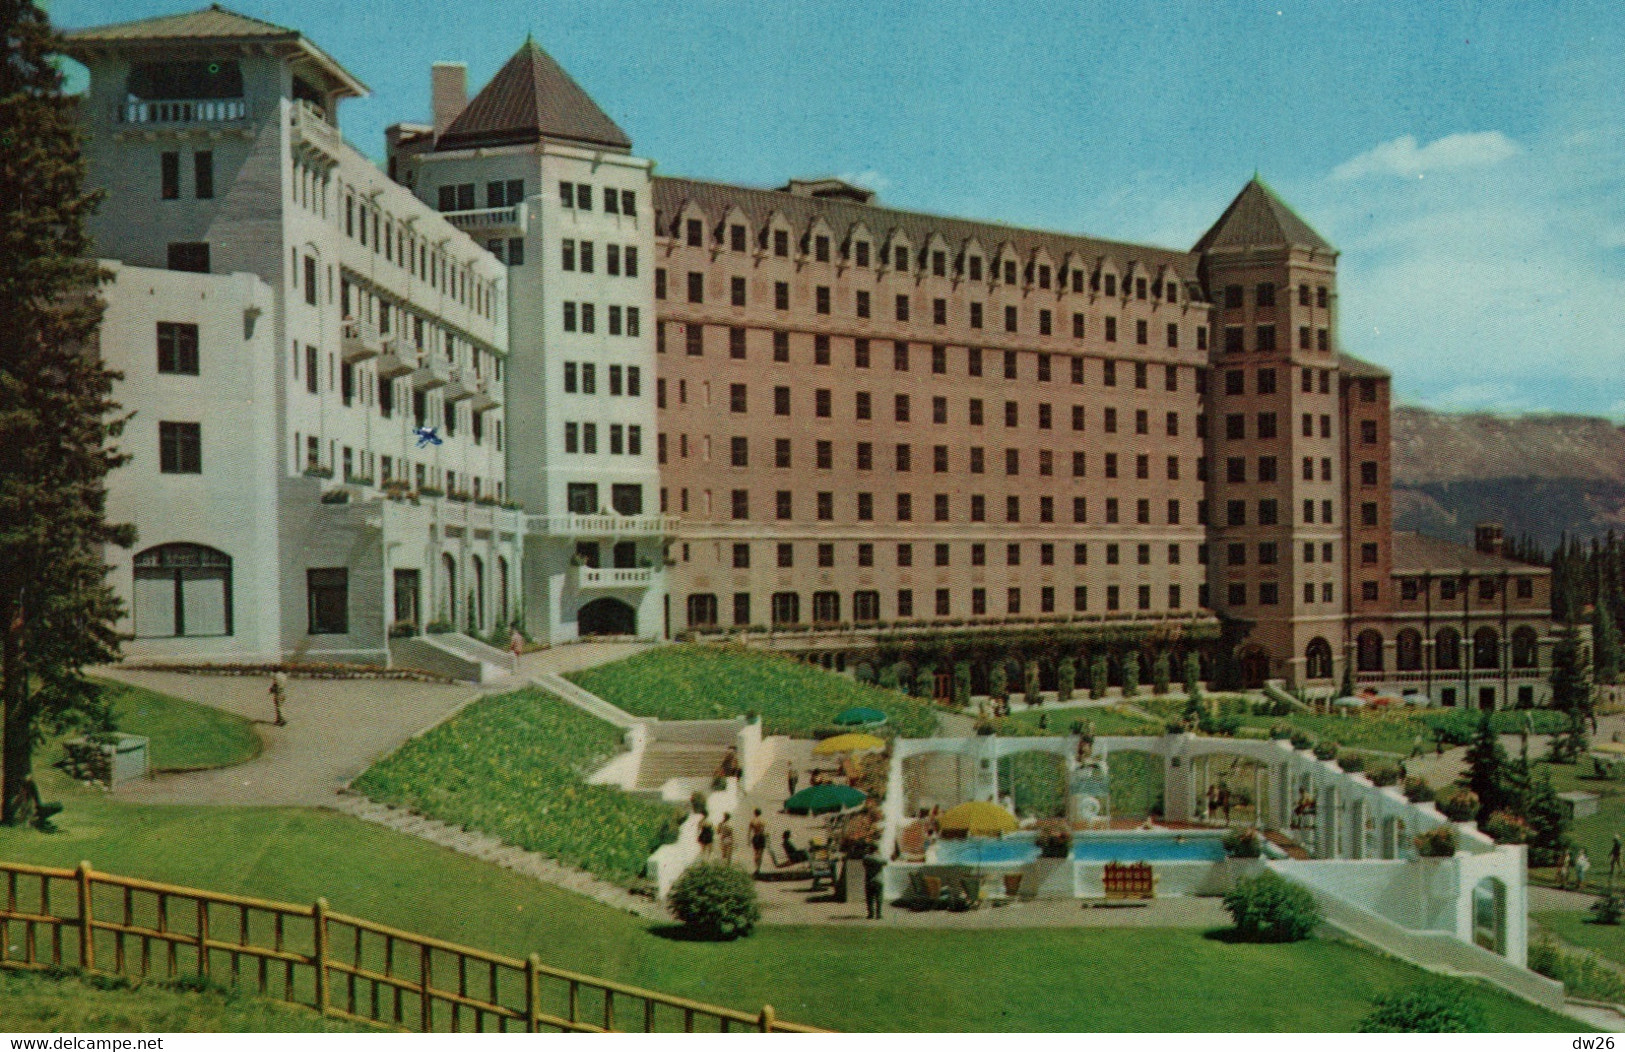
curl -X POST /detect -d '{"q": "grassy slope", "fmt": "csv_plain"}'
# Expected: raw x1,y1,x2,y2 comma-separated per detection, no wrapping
0,970,368,1032
0,772,1578,1032
98,677,261,771
352,688,680,884
566,644,939,737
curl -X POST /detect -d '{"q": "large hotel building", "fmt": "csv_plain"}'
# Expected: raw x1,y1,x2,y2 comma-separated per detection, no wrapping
65,6,1559,707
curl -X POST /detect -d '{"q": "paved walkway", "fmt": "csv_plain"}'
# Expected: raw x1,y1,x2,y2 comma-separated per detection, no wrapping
99,667,481,807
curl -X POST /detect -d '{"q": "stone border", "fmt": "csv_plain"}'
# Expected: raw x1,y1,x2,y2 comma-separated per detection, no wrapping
115,661,457,684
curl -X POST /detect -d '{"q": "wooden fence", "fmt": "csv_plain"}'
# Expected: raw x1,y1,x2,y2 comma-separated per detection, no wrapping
0,860,824,1033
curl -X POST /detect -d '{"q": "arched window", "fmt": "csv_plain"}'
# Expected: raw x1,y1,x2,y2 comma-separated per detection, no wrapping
497,556,510,623
441,553,457,628
1512,627,1538,669
1396,629,1423,671
133,543,232,638
1305,637,1333,680
1473,627,1500,670
1356,630,1384,672
1435,628,1462,670
470,554,485,633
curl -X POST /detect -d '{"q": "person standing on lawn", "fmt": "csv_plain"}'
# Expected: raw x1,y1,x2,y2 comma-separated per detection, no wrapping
749,809,768,876
1610,835,1622,888
1576,849,1592,890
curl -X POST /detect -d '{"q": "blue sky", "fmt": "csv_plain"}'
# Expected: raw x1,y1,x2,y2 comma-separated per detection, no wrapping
54,0,1625,419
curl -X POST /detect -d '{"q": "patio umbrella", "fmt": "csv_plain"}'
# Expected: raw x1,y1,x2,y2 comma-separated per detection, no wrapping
813,732,886,755
834,707,889,728
784,783,867,815
1332,695,1366,708
938,800,1019,836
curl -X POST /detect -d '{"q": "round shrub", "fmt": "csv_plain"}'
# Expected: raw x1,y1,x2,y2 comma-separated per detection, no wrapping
1366,763,1401,788
1269,723,1294,740
1591,893,1623,925
1221,872,1320,942
1437,790,1479,823
1036,821,1072,859
1358,983,1484,1033
1336,750,1366,773
1403,777,1435,803
1414,826,1458,858
1290,730,1314,751
1222,827,1263,858
1483,810,1531,845
668,862,761,940
1312,741,1338,761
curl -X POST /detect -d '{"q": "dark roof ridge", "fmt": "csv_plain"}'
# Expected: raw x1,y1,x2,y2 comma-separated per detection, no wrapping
435,37,631,152
1194,177,1334,254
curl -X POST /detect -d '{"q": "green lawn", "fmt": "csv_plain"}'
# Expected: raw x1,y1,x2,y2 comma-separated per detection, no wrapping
0,769,1580,1031
98,676,261,771
990,705,1163,737
566,644,940,737
352,688,682,885
0,969,368,1032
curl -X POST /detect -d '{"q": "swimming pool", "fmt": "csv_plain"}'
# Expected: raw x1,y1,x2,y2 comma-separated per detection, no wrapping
930,832,1228,865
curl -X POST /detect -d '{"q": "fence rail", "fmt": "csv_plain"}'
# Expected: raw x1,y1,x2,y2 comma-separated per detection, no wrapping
0,860,823,1033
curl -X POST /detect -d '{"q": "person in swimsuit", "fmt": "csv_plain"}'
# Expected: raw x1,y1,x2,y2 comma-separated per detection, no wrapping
749,809,768,875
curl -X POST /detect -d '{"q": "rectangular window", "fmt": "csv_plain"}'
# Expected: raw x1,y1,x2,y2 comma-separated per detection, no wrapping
193,150,213,199
158,421,201,473
306,568,349,634
687,271,704,304
167,242,210,274
160,151,180,200
157,322,200,375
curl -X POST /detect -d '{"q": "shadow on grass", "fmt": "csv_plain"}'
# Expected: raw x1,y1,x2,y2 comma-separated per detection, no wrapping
1200,926,1254,944
648,923,753,943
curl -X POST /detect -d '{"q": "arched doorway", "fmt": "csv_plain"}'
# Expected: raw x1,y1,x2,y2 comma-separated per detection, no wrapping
1473,877,1507,955
579,597,636,636
1356,630,1384,672
1240,647,1269,689
133,543,233,637
1305,638,1333,680
1473,627,1500,671
1396,629,1423,671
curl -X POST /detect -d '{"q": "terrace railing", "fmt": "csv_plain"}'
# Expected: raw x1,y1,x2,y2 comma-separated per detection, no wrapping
0,860,823,1034
118,99,248,125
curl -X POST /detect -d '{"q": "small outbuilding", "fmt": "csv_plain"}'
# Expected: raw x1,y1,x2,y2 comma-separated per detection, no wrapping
1557,790,1600,821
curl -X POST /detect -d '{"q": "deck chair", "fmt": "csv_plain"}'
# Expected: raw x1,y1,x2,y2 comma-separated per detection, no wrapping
808,843,836,891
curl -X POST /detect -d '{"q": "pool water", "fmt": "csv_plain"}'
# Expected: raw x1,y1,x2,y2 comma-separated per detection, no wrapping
931,832,1227,866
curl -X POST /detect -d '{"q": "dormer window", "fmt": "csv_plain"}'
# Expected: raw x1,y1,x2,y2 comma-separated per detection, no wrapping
685,219,703,247
968,256,982,281
932,250,946,277
730,224,746,252
854,241,870,267
1103,274,1117,297
773,229,789,257
1037,264,1051,289
815,235,830,262
1003,260,1016,285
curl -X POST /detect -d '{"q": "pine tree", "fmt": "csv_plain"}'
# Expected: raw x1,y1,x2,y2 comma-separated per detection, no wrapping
1458,712,1508,824
1338,660,1356,700
1151,651,1171,695
1183,651,1200,698
1121,653,1140,698
1089,654,1109,699
1594,600,1620,686
1550,621,1594,716
1024,660,1041,706
1523,769,1570,867
0,1,134,825
952,661,971,707
1055,657,1075,703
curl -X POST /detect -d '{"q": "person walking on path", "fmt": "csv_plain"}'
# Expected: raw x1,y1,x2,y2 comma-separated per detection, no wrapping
269,671,288,727
718,813,736,865
749,809,768,876
509,627,524,674
862,848,887,920
1576,849,1593,891
1558,848,1573,889
697,815,715,859
786,765,799,799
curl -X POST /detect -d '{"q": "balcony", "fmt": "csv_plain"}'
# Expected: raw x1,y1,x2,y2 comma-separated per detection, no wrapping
288,99,343,161
340,319,380,364
117,98,248,127
528,514,678,538
442,368,475,403
410,355,451,392
441,205,527,237
469,380,500,413
374,338,415,379
574,566,656,590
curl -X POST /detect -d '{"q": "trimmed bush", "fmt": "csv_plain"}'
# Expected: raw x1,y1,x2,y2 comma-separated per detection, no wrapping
1414,826,1457,858
1483,810,1532,845
1290,730,1314,751
667,862,761,941
1036,821,1072,859
1269,723,1294,740
1357,983,1485,1033
1151,651,1171,695
1222,827,1263,858
1437,790,1479,823
1120,654,1140,698
1591,893,1624,926
1222,872,1320,942
988,662,1008,703
1024,661,1041,706
1402,777,1435,803
1366,763,1401,788
1530,937,1625,1002
1312,741,1338,761
1089,655,1109,700
1335,750,1366,774
1056,658,1076,704
953,662,971,708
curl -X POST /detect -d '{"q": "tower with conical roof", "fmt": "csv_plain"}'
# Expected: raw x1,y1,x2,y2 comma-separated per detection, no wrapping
1195,179,1347,688
391,39,665,644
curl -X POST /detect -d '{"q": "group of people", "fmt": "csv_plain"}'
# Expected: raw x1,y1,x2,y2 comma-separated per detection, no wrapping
697,807,771,873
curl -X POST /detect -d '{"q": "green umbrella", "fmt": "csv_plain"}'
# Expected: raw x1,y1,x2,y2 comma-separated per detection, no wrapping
784,783,867,815
834,707,888,727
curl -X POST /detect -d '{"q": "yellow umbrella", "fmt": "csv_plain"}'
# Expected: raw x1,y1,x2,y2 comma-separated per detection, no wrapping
812,732,887,756
938,800,1019,836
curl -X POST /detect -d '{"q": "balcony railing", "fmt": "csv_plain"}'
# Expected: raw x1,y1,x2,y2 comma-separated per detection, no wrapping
442,368,475,402
374,338,416,379
441,205,527,235
469,380,500,413
410,356,451,391
340,319,380,363
574,566,656,590
118,98,248,125
288,99,342,157
528,514,677,538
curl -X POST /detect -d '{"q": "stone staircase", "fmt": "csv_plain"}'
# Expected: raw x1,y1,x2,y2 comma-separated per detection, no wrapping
635,741,729,793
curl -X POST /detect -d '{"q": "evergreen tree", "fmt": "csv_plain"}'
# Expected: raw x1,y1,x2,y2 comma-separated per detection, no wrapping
1501,754,1533,816
1523,769,1570,867
0,0,134,825
1055,657,1075,703
1089,654,1109,699
1594,600,1620,686
952,661,971,707
1183,651,1200,698
1151,651,1171,695
1458,712,1508,824
1549,621,1594,716
1550,709,1589,765
1121,653,1140,698
1338,660,1356,699
1024,660,1041,706
988,661,1007,703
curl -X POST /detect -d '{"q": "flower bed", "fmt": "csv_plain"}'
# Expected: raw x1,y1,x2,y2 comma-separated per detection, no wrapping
352,688,682,885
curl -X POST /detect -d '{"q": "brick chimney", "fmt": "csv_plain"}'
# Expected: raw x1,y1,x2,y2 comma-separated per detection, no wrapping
431,62,467,140
1474,521,1505,558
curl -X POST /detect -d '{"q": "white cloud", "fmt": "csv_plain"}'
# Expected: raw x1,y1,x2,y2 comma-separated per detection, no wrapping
1332,132,1521,181
836,169,892,194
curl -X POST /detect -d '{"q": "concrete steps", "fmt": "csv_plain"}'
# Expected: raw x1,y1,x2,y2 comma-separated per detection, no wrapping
636,742,728,791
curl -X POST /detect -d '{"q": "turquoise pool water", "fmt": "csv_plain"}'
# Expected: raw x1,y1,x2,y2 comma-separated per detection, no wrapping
931,832,1226,865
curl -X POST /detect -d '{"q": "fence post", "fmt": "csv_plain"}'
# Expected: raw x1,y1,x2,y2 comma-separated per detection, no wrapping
758,1005,775,1033
195,897,209,978
525,953,540,1033
75,862,94,973
312,897,329,1016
